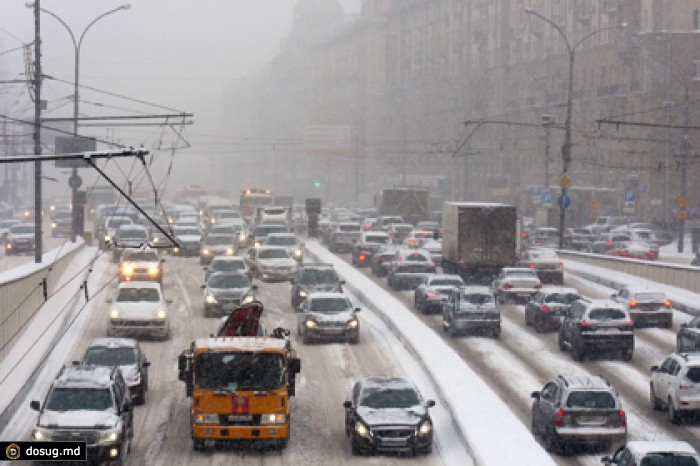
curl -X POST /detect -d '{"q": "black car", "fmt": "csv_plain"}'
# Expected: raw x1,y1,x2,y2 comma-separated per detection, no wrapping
558,299,634,361
414,274,465,314
351,231,391,267
524,287,582,332
203,255,251,281
202,272,257,317
677,316,700,352
370,245,399,277
387,248,436,290
343,377,435,455
81,337,151,405
290,263,343,309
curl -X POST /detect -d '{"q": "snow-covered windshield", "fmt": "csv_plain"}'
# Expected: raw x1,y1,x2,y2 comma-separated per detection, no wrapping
460,293,493,305
209,274,250,289
544,293,580,304
116,288,160,303
107,218,131,229
300,269,338,285
175,228,200,236
205,235,231,246
122,251,159,262
267,236,297,246
565,391,615,409
83,347,136,366
255,226,287,237
211,260,245,273
11,225,34,234
258,249,289,259
194,352,284,391
634,292,666,301
505,271,537,279
365,235,389,244
119,229,148,240
309,297,351,313
46,388,113,411
360,387,420,409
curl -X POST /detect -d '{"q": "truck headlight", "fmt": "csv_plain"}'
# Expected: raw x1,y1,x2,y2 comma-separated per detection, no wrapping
355,421,369,437
261,413,286,425
98,426,122,445
32,427,52,441
305,320,317,329
418,420,432,436
347,319,359,329
205,293,217,304
109,308,121,319
194,413,219,424
154,307,167,319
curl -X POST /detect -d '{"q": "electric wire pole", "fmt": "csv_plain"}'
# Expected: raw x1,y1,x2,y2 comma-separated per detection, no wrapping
32,1,43,263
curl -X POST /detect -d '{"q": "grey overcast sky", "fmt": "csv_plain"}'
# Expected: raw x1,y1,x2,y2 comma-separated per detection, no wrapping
0,0,360,140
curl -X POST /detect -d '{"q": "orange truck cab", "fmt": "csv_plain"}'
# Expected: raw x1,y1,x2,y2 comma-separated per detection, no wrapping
178,330,301,451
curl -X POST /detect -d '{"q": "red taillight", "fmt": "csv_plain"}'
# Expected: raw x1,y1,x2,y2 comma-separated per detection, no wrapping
664,299,671,308
378,257,385,263
528,262,535,269
579,320,594,328
535,239,542,244
426,291,437,298
503,284,512,290
535,284,542,289
558,262,564,269
620,320,634,330
607,240,613,247
629,300,637,308
553,409,565,427
618,410,626,427
540,305,548,313
459,263,469,270
359,253,366,262
521,231,528,238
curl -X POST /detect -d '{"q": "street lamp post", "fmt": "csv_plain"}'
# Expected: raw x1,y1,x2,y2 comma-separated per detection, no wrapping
31,3,130,242
525,8,625,248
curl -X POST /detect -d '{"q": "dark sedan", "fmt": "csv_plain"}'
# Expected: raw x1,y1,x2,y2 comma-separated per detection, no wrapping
370,245,399,277
201,272,257,318
343,377,435,455
677,316,700,352
524,287,582,332
414,274,465,314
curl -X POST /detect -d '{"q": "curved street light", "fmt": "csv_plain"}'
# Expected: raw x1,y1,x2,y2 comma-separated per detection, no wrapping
525,7,626,248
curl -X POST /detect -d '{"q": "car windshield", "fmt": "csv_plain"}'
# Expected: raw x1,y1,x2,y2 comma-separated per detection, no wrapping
366,235,389,244
83,347,137,366
267,236,297,246
506,271,537,279
537,230,558,238
309,298,350,313
461,293,493,305
194,352,284,391
123,252,159,262
430,279,463,287
46,388,113,411
258,249,289,259
565,391,616,409
175,228,200,236
589,308,626,320
212,260,245,272
255,226,287,237
530,250,558,259
107,218,131,228
634,292,666,301
209,274,250,288
544,293,581,304
119,229,148,240
640,455,698,466
116,288,160,302
404,252,428,262
394,225,413,233
11,226,34,234
339,224,360,232
300,269,339,285
205,236,231,246
686,367,700,383
360,387,421,409
54,212,72,220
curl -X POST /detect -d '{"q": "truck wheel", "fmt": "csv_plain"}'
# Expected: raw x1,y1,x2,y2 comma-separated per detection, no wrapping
193,439,205,451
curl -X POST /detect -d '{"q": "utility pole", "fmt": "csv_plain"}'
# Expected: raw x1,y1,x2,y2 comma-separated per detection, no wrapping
543,114,554,189
32,1,43,264
678,85,690,252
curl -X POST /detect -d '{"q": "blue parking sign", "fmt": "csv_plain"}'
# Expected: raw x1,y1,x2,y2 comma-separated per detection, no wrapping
624,191,636,202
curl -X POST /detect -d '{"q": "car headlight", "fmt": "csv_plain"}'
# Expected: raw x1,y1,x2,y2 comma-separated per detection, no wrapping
104,235,111,243
205,292,218,304
299,290,308,298
126,371,141,385
305,320,317,329
294,249,302,258
121,264,134,275
32,426,52,441
243,295,254,304
355,421,369,437
202,248,211,255
261,413,286,425
226,248,234,255
152,237,160,243
5,243,11,250
109,308,121,319
98,425,122,445
238,233,247,242
51,222,57,229
148,264,160,276
347,319,359,329
154,307,167,319
194,413,219,424
418,420,432,436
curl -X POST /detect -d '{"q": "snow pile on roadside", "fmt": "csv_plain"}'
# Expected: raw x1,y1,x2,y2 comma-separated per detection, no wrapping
306,240,555,466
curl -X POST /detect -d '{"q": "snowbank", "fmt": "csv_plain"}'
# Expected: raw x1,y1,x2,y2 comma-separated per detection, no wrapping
306,240,555,466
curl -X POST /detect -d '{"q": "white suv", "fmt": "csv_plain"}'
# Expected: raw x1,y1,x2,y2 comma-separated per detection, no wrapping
650,352,700,424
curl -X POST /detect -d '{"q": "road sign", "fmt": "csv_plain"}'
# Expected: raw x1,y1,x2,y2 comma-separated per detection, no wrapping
55,136,96,169
305,197,321,214
557,194,571,209
676,195,687,208
559,173,572,188
622,201,636,214
589,198,600,209
624,191,636,202
542,191,552,207
677,209,689,221
531,187,541,205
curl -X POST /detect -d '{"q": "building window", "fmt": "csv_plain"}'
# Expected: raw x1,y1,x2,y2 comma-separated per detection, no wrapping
693,60,700,81
694,10,700,31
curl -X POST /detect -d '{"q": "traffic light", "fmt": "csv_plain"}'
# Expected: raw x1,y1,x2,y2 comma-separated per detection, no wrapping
313,181,321,188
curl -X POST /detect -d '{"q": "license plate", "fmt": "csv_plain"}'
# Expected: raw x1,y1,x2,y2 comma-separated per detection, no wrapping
517,293,529,297
228,415,252,422
577,416,605,425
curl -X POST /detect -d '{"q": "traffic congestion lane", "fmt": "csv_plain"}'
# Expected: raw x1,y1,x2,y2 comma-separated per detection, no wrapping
8,250,460,465
330,250,700,466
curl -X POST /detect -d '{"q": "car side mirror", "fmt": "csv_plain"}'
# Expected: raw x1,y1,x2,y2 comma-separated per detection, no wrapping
201,284,205,289
30,400,40,411
343,400,352,409
106,298,113,303
426,399,436,408
609,293,617,299
166,299,173,304
530,391,541,400
252,285,259,290
354,307,361,313
340,280,346,285
288,357,301,374
650,365,659,372
143,361,151,367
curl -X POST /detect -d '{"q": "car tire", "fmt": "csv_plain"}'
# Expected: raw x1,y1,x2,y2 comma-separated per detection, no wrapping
134,388,146,406
543,426,560,453
558,332,567,352
192,439,205,451
302,331,310,345
621,348,633,361
650,385,661,411
571,340,584,361
351,438,364,456
524,310,532,327
668,398,681,425
492,326,501,339
348,334,359,345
